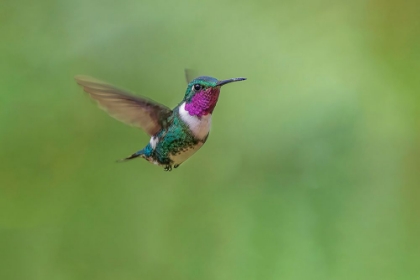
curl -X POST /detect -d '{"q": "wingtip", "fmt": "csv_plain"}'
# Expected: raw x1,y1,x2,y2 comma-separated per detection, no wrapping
74,75,96,84
74,75,89,87
74,75,113,89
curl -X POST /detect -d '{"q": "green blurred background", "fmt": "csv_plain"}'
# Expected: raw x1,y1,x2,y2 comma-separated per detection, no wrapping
1,0,420,279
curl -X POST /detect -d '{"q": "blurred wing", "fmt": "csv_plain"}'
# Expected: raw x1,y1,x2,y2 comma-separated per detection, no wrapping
75,75,173,136
184,68,199,83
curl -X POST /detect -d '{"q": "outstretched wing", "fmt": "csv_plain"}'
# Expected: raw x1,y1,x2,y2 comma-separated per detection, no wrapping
75,75,173,136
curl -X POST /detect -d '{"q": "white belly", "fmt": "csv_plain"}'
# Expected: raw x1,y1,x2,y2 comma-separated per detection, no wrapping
169,142,204,165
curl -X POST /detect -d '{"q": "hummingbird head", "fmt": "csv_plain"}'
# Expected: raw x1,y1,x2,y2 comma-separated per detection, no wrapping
183,76,246,117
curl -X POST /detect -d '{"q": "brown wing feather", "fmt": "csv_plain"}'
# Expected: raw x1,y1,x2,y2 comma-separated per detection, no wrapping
75,75,172,136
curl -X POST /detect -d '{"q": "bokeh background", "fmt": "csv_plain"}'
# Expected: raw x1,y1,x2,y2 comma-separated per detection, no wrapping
1,0,420,279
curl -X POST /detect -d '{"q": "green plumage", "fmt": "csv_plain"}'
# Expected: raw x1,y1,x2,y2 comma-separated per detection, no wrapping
144,110,204,170
75,73,245,171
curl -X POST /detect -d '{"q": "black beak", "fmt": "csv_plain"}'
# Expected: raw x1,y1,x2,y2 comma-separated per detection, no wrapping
216,77,247,86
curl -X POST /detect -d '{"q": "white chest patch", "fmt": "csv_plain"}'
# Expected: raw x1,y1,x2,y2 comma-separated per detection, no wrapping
179,102,212,140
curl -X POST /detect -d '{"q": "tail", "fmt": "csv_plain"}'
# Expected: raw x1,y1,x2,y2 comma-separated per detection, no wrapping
117,149,145,163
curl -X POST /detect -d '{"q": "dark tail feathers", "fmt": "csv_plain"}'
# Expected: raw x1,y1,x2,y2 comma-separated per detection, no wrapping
117,150,144,163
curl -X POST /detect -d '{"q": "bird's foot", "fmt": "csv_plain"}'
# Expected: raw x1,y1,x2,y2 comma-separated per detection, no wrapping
164,165,172,171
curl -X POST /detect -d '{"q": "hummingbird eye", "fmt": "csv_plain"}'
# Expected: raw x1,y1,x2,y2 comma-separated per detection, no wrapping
193,84,202,91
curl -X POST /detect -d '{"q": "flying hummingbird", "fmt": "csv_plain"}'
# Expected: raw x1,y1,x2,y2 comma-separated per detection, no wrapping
75,73,246,171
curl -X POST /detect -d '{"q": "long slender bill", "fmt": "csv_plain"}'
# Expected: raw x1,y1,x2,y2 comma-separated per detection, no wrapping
216,77,247,86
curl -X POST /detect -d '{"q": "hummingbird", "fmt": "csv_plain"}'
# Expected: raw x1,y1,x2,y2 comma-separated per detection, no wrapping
75,73,246,171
